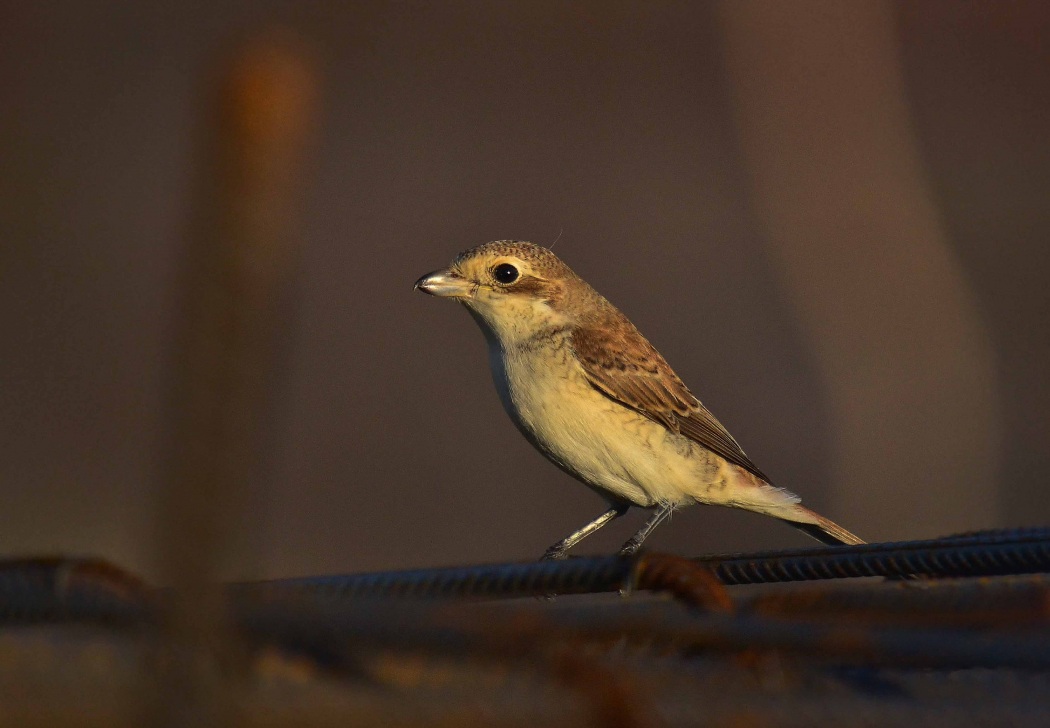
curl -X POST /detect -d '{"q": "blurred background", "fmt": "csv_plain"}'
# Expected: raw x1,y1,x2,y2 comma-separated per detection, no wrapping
2,1,1048,581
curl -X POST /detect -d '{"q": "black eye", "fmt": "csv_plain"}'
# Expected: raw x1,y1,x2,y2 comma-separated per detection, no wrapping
493,263,519,284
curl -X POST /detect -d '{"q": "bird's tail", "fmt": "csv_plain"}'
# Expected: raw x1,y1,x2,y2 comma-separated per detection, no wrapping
777,505,865,546
722,470,864,546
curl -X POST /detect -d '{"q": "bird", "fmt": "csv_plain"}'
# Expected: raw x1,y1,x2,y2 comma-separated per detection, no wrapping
414,241,864,559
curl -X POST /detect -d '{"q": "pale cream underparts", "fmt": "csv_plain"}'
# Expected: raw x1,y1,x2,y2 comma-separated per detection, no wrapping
465,283,808,522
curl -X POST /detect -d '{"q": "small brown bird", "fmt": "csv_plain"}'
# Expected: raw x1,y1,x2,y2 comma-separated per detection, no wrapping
415,241,863,558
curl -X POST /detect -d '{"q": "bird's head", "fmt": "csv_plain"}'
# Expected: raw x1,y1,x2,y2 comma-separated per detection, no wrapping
415,241,589,346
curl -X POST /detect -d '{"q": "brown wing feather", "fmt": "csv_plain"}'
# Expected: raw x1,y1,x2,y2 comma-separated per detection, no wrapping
571,316,770,483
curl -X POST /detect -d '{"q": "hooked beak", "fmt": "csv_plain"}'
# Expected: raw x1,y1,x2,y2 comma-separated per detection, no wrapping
414,269,474,298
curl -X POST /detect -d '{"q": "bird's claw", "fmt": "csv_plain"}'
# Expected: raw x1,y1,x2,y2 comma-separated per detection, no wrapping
618,541,642,556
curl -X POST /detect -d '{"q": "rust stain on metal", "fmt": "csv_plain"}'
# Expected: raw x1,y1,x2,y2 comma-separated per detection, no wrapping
634,553,733,613
547,651,656,728
745,576,1050,629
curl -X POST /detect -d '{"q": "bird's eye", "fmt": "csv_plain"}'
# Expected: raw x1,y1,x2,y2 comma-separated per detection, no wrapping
493,263,519,284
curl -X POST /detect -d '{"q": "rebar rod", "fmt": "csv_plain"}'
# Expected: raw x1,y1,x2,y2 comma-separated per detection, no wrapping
243,554,637,601
742,574,1050,627
699,528,1050,585
0,558,151,625
242,528,1050,599
230,592,1050,671
1,529,1047,624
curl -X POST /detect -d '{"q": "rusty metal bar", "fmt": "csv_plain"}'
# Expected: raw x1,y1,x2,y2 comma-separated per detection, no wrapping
239,528,1050,599
227,589,1050,671
238,552,731,608
1,529,1046,626
698,527,1050,584
241,554,636,601
1,558,1049,674
0,558,151,625
743,575,1050,628
154,33,318,728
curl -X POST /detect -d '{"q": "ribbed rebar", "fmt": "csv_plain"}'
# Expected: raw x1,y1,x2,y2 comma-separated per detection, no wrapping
242,554,637,601
744,574,1050,627
229,590,1050,671
699,528,1050,585
1,529,1047,627
241,528,1050,600
0,558,150,625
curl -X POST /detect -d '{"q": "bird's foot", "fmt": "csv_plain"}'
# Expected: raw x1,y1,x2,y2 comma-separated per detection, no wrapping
540,547,568,561
618,541,643,556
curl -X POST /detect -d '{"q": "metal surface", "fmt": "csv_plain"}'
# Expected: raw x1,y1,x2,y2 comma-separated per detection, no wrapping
0,530,1048,726
237,528,1050,601
698,526,1050,584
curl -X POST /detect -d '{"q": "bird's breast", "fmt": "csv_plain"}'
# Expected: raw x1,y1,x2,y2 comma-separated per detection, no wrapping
486,335,665,506
487,334,581,442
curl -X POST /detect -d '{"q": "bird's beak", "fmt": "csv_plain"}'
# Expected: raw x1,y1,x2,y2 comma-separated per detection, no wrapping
414,269,474,298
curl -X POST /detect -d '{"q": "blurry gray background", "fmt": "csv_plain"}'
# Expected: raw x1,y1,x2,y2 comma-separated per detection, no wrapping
2,1,1048,580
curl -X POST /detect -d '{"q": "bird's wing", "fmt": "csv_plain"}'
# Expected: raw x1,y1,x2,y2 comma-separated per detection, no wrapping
571,321,769,482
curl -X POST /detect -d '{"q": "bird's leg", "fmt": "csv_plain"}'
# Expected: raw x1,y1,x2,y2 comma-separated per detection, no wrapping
541,505,629,560
618,503,675,555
